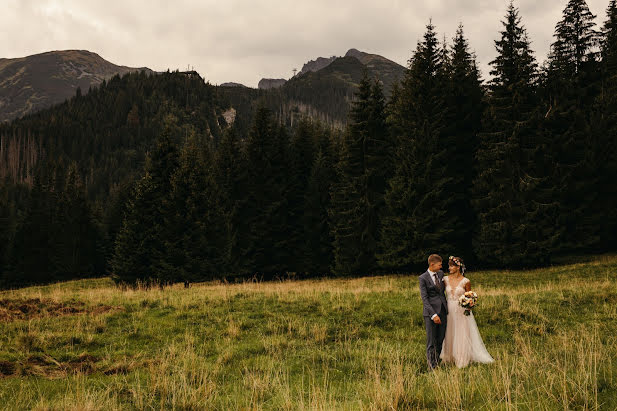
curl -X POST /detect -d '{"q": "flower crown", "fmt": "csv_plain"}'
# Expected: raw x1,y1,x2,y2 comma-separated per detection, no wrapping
449,256,466,274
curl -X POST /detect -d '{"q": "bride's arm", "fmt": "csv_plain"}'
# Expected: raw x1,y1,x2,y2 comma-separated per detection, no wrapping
464,278,471,292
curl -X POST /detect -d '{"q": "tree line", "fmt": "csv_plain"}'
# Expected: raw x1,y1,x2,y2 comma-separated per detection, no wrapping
1,0,616,287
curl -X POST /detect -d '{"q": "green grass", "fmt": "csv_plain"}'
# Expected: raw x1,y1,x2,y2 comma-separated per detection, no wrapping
1,255,616,410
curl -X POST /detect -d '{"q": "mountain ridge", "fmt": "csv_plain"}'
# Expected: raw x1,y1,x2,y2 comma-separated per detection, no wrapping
0,50,152,122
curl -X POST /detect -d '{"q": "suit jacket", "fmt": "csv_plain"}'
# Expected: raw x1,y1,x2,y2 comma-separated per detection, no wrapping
419,270,448,318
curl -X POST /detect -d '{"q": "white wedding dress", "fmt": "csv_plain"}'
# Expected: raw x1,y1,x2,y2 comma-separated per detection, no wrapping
440,276,494,368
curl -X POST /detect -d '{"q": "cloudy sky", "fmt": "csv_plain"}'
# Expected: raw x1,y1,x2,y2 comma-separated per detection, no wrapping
1,0,611,87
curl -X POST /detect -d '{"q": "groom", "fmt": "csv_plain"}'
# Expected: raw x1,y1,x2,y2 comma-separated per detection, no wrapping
419,254,448,369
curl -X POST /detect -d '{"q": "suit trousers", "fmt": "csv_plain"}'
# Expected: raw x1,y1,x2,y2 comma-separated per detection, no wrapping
424,306,447,369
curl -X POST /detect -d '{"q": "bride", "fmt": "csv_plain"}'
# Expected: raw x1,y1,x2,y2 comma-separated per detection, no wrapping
440,256,494,368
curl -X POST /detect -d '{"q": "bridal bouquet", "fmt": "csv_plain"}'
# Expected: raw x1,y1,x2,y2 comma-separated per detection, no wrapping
459,291,478,316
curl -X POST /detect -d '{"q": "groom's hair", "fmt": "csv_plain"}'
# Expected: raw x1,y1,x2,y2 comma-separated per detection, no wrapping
428,254,442,265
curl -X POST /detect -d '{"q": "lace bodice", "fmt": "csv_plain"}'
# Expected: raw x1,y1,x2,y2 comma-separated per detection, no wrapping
444,276,469,300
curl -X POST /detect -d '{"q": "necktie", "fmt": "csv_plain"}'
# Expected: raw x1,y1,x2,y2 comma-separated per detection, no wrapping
434,274,442,290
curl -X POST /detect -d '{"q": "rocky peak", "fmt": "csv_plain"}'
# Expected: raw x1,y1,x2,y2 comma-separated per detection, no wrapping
299,56,338,75
258,78,287,90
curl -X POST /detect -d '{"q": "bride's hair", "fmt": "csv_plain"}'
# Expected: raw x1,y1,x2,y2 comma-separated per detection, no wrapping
448,256,466,275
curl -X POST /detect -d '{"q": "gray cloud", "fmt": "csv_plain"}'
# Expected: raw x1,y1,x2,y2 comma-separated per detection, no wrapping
1,0,611,87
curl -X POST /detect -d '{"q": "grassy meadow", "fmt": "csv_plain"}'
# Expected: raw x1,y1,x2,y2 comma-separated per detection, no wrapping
0,255,616,410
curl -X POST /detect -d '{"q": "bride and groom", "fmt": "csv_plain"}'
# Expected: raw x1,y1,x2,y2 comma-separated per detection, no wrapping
420,254,494,369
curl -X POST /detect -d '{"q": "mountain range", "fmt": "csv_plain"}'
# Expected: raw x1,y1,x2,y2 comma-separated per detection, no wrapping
223,48,406,128
0,50,151,122
0,48,405,127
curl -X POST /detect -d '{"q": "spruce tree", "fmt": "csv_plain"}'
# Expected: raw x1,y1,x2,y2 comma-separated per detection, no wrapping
214,127,250,275
379,22,455,270
440,24,485,261
596,0,617,249
0,185,16,285
244,107,290,276
112,116,180,284
52,163,101,279
287,118,316,274
551,0,600,77
7,176,53,286
329,73,389,275
603,0,617,71
474,3,558,267
168,133,224,282
304,149,335,275
545,0,602,253
111,173,160,283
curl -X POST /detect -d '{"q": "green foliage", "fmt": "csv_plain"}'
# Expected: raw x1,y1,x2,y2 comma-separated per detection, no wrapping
304,149,335,276
4,163,102,287
111,118,181,284
168,132,225,282
213,127,250,275
543,0,604,254
473,4,560,268
287,119,317,273
596,1,617,248
380,22,460,270
243,107,291,276
438,25,485,261
330,73,390,275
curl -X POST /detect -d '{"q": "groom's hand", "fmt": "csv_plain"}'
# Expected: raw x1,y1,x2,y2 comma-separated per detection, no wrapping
432,315,441,324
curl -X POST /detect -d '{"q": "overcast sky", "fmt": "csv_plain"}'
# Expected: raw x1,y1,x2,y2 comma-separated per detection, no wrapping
1,0,611,87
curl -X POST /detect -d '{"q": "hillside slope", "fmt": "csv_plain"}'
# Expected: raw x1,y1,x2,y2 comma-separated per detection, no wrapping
0,50,152,122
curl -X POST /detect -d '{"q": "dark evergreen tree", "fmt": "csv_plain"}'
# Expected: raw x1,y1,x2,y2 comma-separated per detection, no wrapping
6,176,52,286
3,161,106,287
111,116,180,284
0,184,16,284
440,24,485,261
474,3,558,267
595,0,617,249
379,22,456,270
244,107,290,276
168,132,225,282
603,0,617,71
550,0,600,76
111,173,160,284
330,72,389,275
303,149,335,276
214,127,250,276
52,163,102,278
545,0,602,253
287,118,316,273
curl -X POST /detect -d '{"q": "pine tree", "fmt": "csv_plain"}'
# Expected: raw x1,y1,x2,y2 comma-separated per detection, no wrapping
168,132,225,282
112,116,180,284
329,73,389,275
595,0,617,249
440,24,485,261
603,0,617,71
545,0,602,253
111,173,160,283
7,176,53,286
379,22,455,270
474,3,558,267
244,107,290,276
214,127,250,275
52,163,101,279
0,184,16,285
550,0,600,77
287,118,316,273
304,149,335,275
